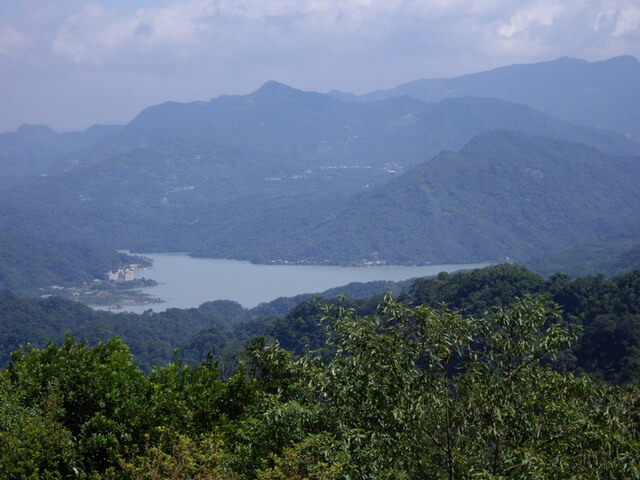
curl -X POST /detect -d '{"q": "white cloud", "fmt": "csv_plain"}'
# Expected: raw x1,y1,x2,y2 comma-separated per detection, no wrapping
9,1,640,66
613,6,640,36
50,2,214,62
0,25,31,56
498,2,564,38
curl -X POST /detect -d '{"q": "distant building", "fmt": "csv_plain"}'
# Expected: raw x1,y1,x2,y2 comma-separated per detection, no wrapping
106,268,135,282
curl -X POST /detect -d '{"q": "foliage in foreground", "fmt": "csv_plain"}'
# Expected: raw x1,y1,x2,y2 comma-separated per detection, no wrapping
1,296,639,479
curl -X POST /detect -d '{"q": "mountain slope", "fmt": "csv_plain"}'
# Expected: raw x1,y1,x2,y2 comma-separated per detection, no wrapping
280,130,640,264
0,124,123,188
0,232,146,290
352,56,640,140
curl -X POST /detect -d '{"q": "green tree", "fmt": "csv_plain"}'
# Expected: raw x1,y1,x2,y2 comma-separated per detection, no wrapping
6,334,152,475
149,353,257,436
119,428,238,480
259,295,640,479
0,371,78,479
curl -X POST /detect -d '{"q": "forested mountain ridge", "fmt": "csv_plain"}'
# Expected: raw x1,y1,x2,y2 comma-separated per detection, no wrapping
1,56,640,478
264,130,640,264
126,81,640,160
347,55,640,140
1,56,639,268
0,276,412,371
1,117,638,265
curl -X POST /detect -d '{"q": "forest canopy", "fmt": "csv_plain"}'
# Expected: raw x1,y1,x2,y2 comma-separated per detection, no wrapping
1,295,638,479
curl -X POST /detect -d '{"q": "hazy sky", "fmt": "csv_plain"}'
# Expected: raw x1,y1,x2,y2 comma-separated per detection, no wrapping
2,0,639,132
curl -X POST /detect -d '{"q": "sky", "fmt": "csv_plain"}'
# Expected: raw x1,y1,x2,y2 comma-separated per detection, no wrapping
1,0,639,132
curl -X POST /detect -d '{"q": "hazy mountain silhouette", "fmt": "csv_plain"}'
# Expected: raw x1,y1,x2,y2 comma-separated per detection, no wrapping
336,56,640,141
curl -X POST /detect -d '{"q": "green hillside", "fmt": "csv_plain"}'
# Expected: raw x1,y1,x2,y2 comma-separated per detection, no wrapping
280,130,640,264
1,88,638,265
524,238,640,278
0,232,148,290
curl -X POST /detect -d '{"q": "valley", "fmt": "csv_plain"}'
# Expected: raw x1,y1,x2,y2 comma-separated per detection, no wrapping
3,0,640,474
2,58,640,268
1,53,640,479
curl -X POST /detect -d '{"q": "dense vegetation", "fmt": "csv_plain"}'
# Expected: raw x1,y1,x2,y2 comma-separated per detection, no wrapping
1,264,639,385
266,131,640,264
1,293,638,479
0,232,149,291
523,239,640,278
0,278,410,372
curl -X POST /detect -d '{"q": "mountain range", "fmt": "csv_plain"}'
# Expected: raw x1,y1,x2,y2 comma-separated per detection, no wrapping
334,55,640,141
1,56,639,270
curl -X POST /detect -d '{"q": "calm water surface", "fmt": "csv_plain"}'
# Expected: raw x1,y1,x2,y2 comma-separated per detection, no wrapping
118,254,490,313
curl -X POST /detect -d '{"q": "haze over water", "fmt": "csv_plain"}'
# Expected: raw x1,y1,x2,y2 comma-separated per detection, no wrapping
119,253,490,313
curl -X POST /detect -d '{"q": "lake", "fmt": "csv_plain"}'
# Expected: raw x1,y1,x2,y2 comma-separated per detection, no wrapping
116,253,490,313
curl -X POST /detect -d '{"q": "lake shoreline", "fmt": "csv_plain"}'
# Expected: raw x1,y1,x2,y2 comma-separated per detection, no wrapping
124,249,496,268
103,253,492,313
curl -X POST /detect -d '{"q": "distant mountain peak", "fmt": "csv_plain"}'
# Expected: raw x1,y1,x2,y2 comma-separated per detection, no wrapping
248,80,340,111
16,124,57,136
548,56,585,64
251,81,300,97
602,54,640,70
542,55,640,71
